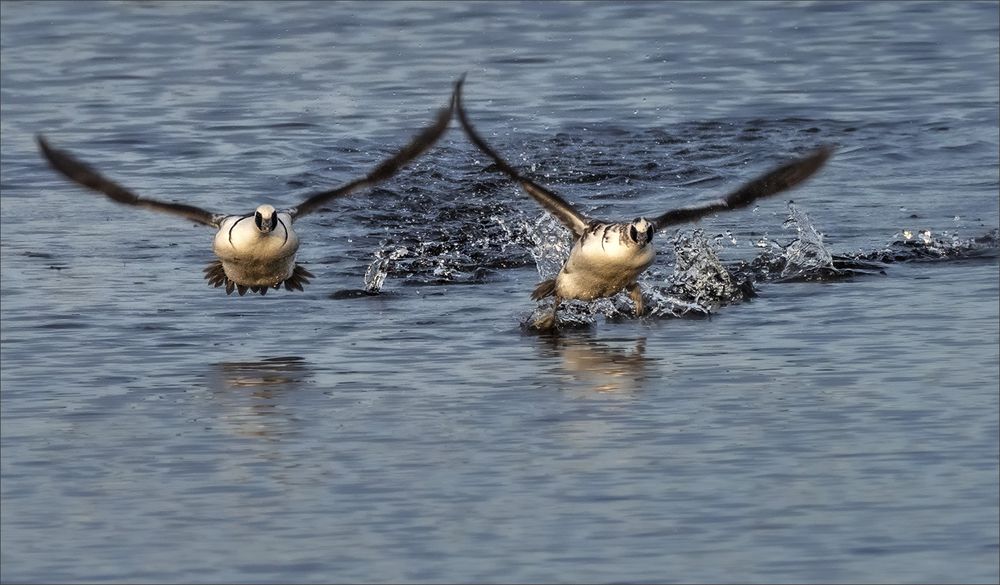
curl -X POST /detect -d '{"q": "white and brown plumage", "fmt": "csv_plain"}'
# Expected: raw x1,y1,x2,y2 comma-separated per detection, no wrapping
455,79,833,329
36,79,459,295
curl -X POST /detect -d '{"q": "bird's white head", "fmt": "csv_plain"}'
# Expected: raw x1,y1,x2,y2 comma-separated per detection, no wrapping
253,204,279,233
627,217,655,246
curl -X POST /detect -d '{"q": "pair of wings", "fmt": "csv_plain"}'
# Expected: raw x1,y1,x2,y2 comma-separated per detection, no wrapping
39,76,831,236
36,79,460,229
453,78,833,238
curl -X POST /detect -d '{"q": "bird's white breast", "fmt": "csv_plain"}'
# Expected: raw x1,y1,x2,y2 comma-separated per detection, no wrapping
556,224,655,300
212,213,300,286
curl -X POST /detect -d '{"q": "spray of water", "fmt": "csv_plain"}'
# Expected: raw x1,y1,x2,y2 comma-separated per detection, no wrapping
358,193,996,328
780,203,836,279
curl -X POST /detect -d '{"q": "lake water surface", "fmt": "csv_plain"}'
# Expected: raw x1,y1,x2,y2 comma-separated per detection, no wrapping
1,2,998,583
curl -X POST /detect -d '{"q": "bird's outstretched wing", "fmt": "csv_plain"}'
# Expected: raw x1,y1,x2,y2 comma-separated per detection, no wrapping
288,78,459,220
652,146,833,229
455,78,591,237
36,135,224,228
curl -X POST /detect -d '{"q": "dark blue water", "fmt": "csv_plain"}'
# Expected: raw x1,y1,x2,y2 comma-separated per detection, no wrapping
2,2,998,583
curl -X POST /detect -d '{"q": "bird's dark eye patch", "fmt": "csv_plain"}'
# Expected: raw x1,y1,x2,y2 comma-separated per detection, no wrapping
629,225,639,242
646,225,654,241
254,212,263,229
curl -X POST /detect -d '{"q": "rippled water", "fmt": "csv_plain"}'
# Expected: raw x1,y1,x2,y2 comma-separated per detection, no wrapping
2,2,998,583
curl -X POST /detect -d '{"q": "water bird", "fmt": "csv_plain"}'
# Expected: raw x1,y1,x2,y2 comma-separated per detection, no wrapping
36,79,460,295
454,79,833,329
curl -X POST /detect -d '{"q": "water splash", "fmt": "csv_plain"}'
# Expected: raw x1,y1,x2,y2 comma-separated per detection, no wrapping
857,227,999,263
735,203,850,282
363,244,410,294
525,212,573,280
667,229,748,305
778,203,837,280
644,229,754,318
525,298,604,331
359,197,535,292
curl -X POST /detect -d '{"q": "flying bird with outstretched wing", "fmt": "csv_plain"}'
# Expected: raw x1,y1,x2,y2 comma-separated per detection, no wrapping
454,77,833,329
36,77,461,296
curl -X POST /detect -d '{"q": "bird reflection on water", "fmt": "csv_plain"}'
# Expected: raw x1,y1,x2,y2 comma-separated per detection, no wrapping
535,332,653,395
206,356,312,440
